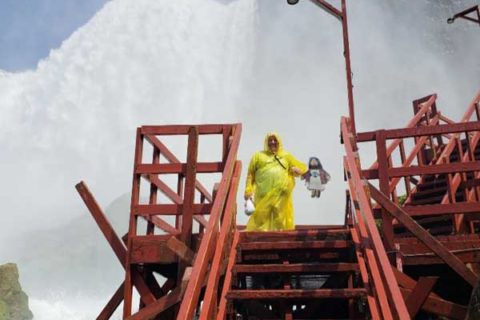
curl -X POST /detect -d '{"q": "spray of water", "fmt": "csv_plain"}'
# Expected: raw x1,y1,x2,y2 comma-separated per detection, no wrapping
1,0,479,318
1,0,256,317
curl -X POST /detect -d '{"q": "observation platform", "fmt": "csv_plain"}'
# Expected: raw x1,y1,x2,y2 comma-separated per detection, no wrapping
77,91,480,319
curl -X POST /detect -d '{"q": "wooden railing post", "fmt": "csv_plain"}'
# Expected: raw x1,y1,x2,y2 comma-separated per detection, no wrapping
376,130,394,251
178,126,199,286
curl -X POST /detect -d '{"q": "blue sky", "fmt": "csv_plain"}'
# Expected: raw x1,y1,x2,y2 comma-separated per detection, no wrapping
0,0,107,71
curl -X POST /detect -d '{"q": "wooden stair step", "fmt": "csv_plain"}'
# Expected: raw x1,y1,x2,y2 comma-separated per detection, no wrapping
412,187,449,200
239,229,350,243
233,263,359,274
242,251,343,262
239,240,352,251
227,288,366,300
410,194,444,205
417,179,447,191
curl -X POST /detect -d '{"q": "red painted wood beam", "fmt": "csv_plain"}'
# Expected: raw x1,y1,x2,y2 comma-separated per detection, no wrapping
239,228,349,241
97,282,124,320
125,287,182,320
226,289,366,299
136,162,223,174
181,126,198,249
199,162,241,320
144,134,213,202
124,128,144,317
143,174,182,204
146,216,180,235
216,231,240,320
75,181,156,306
233,263,359,274
350,228,381,319
132,203,212,216
239,240,351,250
388,161,480,177
402,202,480,216
400,287,466,320
177,125,242,320
341,117,409,319
405,276,438,318
141,124,233,135
359,121,480,141
369,182,478,286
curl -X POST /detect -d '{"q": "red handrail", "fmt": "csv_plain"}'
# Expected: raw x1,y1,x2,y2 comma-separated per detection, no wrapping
176,125,242,319
342,117,410,319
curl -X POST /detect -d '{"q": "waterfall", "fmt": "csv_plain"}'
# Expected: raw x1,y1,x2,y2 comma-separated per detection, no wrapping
0,0,257,318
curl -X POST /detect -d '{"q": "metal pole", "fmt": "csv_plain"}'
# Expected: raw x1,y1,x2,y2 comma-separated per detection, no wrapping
310,0,356,135
341,0,356,136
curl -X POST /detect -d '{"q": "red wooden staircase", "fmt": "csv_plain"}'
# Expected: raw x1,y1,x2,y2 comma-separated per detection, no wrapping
223,227,366,319
75,90,480,320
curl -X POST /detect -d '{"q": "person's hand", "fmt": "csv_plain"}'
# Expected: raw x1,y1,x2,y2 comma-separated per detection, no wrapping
291,167,302,175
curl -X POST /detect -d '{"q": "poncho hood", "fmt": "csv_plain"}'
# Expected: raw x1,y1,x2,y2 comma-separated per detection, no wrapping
263,131,284,155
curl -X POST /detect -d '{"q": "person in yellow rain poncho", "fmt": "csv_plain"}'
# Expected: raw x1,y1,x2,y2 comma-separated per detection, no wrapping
244,132,308,231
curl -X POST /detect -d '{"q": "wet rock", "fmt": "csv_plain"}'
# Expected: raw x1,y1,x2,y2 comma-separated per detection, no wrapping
0,263,33,320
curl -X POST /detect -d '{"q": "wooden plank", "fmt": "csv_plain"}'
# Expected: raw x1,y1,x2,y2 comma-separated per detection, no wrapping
181,126,199,250
217,232,240,320
226,289,366,299
124,128,144,317
199,162,240,320
97,282,124,320
75,181,156,307
364,248,395,320
362,169,379,179
351,228,381,320
136,162,222,174
140,124,228,135
369,182,478,286
242,251,341,262
125,287,182,320
166,236,195,264
233,263,359,274
402,202,480,216
130,236,176,264
392,268,440,299
147,216,180,235
402,252,480,265
146,147,160,236
133,203,212,216
376,129,394,251
177,126,242,320
144,174,182,204
359,121,480,141
239,228,350,242
405,277,438,318
144,134,212,202
76,181,127,264
341,117,411,320
398,241,480,254
239,240,351,251
400,287,466,320
388,161,480,177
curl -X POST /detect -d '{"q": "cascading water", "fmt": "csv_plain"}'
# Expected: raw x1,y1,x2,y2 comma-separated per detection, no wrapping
0,0,257,318
1,0,479,318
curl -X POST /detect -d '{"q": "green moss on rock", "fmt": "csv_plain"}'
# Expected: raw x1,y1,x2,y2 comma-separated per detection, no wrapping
0,300,9,320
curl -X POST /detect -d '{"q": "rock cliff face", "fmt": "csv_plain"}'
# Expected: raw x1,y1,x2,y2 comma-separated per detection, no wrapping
0,263,33,320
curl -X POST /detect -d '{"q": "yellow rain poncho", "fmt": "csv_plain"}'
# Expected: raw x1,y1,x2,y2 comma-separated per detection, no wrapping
244,132,307,231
